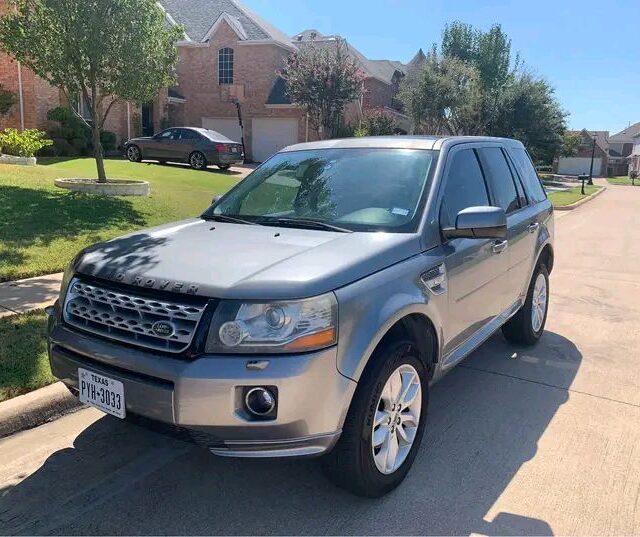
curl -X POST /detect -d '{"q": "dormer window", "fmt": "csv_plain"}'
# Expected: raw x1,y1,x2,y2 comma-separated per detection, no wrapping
218,47,234,85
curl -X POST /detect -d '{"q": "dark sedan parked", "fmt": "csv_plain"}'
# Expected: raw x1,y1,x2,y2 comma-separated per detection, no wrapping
124,127,244,170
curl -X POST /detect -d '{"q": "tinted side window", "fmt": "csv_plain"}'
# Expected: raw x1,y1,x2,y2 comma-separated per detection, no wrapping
478,147,519,213
180,129,198,140
440,149,490,229
509,148,547,203
504,150,528,207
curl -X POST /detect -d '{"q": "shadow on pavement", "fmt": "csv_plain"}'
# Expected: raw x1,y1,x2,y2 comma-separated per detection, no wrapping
0,330,580,535
140,160,247,176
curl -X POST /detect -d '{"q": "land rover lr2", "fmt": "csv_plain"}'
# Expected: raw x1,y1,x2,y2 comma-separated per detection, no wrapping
48,136,553,497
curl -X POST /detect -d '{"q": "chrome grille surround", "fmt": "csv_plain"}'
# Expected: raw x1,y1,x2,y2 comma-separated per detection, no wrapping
63,278,207,353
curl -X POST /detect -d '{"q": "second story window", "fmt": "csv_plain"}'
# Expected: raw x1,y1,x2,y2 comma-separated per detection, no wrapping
218,47,234,85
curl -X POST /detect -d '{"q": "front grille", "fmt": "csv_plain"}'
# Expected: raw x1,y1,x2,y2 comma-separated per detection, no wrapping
63,277,207,353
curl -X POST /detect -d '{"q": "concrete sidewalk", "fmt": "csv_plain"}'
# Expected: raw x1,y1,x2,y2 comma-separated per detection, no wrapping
0,272,63,317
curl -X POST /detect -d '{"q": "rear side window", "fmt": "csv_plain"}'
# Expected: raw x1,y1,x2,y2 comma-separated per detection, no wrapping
477,147,519,213
180,129,199,140
440,149,490,229
509,148,547,203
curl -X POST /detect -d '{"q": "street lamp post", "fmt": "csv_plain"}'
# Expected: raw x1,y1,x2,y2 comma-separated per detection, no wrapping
588,134,596,185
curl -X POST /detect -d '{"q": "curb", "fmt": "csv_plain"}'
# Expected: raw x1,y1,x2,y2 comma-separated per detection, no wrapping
554,185,606,211
0,382,85,439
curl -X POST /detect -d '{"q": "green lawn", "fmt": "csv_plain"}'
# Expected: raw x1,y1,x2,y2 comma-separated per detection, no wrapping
0,158,240,281
547,185,602,207
0,310,54,402
607,176,639,186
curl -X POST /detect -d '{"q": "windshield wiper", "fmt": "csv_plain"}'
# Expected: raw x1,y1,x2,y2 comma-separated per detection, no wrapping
202,214,260,226
260,217,352,233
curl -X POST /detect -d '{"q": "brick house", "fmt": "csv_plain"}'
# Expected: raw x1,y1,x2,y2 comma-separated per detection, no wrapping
160,0,422,160
628,132,640,177
0,0,421,161
553,129,609,177
0,0,167,146
608,121,640,176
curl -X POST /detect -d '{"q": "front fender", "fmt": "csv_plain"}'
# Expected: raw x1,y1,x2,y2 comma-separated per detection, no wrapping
334,250,446,382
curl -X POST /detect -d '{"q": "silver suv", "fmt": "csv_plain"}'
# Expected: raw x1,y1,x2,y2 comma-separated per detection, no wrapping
48,136,553,497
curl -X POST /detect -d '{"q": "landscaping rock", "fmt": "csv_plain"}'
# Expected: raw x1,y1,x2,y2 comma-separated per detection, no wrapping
54,178,150,196
0,154,37,166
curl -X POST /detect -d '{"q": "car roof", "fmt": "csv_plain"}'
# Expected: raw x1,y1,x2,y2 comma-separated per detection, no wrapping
181,127,237,143
281,135,525,152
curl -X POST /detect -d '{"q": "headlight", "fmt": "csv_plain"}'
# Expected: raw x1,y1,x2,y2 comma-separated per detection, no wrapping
59,259,77,303
205,293,338,353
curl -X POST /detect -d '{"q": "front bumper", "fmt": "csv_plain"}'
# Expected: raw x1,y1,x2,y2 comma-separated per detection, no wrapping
48,319,356,457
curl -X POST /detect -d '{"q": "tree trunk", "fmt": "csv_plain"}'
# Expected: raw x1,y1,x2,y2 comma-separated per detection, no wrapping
92,122,107,183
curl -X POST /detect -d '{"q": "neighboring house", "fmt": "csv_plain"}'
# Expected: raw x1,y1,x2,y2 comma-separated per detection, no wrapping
0,0,162,146
553,129,609,177
161,1,424,160
0,0,422,161
607,121,640,176
628,132,640,177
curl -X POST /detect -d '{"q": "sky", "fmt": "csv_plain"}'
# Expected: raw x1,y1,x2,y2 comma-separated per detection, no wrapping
243,0,640,135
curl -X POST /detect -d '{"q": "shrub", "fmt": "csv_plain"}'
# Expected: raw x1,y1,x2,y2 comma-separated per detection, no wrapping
51,138,74,156
46,106,90,156
100,130,117,152
0,128,53,157
360,109,395,136
353,127,369,137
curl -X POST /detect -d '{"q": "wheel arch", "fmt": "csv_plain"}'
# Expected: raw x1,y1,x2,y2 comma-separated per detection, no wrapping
375,313,439,381
537,243,554,274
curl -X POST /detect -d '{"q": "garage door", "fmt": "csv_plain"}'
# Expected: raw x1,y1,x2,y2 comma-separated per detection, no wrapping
557,157,602,176
201,118,242,143
251,118,299,162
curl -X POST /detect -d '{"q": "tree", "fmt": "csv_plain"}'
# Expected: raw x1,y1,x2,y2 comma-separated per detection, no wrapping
488,74,567,164
560,132,582,158
357,109,396,136
442,21,514,91
0,0,182,182
282,39,363,139
398,52,484,135
400,22,567,161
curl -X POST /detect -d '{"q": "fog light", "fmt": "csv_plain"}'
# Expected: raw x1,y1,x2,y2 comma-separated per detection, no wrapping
245,387,276,416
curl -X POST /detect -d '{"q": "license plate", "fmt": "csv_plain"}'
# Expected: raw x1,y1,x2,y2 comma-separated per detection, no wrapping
78,368,126,418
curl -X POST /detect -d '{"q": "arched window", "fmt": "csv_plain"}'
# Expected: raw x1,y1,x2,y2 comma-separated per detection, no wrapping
218,48,234,84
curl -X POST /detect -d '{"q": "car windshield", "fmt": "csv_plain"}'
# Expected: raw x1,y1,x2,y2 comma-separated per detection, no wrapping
205,148,437,232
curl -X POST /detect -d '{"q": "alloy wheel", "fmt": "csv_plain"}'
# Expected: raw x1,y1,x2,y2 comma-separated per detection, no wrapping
127,146,140,162
190,152,205,169
371,363,422,475
531,272,547,332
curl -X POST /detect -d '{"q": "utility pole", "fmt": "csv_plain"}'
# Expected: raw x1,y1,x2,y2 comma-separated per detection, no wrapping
588,134,597,185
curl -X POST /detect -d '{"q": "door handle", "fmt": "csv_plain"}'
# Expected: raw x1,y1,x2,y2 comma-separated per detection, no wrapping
527,222,540,233
492,240,508,254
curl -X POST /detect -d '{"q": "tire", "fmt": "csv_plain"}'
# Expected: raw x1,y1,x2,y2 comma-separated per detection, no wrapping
126,145,142,163
217,164,231,171
321,339,429,497
502,263,549,346
189,151,207,170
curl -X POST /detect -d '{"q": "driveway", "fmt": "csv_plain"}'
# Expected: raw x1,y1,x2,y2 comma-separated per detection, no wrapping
1,183,639,535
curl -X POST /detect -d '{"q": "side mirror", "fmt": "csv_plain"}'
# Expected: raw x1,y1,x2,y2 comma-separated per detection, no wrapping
443,206,507,240
211,194,223,205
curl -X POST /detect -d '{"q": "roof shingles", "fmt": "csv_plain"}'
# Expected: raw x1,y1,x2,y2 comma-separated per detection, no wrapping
159,0,293,49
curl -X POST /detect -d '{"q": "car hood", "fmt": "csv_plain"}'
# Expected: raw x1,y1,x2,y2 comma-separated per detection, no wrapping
75,219,423,300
